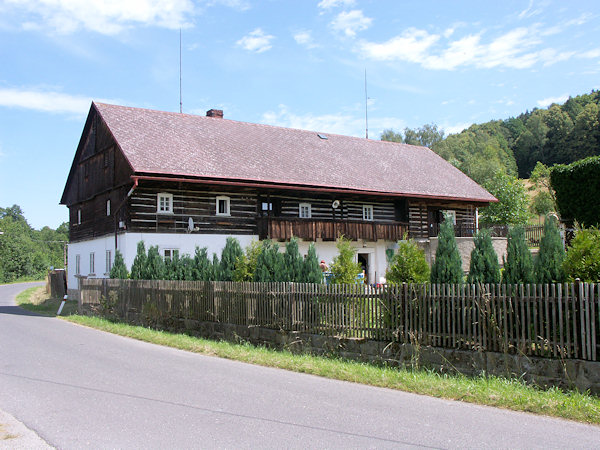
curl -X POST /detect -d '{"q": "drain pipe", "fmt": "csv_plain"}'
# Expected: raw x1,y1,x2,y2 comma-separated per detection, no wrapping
114,177,139,250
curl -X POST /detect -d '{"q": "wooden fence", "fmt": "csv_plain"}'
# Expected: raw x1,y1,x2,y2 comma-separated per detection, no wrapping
80,279,600,361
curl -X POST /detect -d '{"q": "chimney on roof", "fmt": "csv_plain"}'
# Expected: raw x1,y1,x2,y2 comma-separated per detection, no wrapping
206,109,223,118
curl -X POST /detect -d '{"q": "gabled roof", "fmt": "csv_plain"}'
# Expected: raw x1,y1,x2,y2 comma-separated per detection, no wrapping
91,102,496,203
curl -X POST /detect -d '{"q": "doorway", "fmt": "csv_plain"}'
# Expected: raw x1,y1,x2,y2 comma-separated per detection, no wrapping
357,253,369,284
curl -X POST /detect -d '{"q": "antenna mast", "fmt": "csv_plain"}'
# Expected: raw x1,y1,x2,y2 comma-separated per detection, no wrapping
179,28,183,113
364,68,368,139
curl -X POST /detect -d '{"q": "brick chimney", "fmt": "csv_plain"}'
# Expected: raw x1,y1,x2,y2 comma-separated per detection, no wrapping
206,109,223,118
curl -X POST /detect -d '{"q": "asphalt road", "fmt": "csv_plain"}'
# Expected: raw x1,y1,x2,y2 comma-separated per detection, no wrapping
1,282,599,449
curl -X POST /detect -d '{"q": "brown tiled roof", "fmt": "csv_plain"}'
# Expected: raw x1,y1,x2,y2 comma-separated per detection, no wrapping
93,102,496,203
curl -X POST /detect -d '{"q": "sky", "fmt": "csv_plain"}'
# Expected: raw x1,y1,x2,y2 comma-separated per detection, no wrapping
0,0,599,230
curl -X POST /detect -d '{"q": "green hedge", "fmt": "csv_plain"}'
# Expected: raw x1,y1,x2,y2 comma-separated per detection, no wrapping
550,156,600,226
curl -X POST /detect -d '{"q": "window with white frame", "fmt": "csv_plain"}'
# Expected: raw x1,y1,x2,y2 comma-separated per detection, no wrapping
106,250,112,274
163,248,179,261
106,200,111,216
89,252,95,275
299,203,311,219
216,195,230,216
363,205,373,221
77,209,81,225
75,254,81,275
157,192,173,214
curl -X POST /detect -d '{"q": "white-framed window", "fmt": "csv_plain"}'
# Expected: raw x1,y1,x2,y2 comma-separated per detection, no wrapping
443,210,457,225
216,195,230,216
261,201,273,212
299,203,311,219
163,248,179,261
75,254,81,275
157,192,173,214
106,250,112,274
106,200,111,216
89,252,95,275
363,205,373,221
77,209,81,225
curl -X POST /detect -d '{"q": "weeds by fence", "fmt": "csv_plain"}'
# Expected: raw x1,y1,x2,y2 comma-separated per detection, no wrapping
80,279,599,361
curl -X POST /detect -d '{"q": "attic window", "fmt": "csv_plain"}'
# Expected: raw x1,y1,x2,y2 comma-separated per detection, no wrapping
216,195,230,216
157,193,173,214
317,133,328,140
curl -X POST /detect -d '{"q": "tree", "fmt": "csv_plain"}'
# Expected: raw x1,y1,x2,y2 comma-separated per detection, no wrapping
330,236,363,284
480,172,529,225
502,226,534,284
220,237,243,281
535,216,566,283
563,226,600,282
282,237,304,282
430,216,463,283
110,250,128,279
380,129,403,143
211,254,221,281
386,239,430,284
233,240,263,282
145,246,165,280
381,124,445,148
528,161,556,213
192,247,212,281
302,243,323,283
130,241,147,280
254,240,284,282
467,229,500,284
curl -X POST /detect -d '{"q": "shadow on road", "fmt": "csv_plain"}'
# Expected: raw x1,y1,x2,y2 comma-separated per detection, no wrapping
0,305,48,317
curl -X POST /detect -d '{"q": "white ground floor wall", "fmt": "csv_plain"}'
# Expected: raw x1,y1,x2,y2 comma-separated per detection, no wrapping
67,233,396,290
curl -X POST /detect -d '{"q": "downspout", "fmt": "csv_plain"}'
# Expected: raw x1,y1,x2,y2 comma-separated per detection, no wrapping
114,177,139,250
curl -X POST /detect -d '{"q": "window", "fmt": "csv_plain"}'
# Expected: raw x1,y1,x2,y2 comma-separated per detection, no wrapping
157,193,173,214
258,197,281,216
394,199,409,222
443,210,457,225
106,250,112,274
299,203,311,219
363,205,373,221
77,209,81,225
216,195,230,216
89,252,95,275
106,200,111,216
261,202,273,212
164,249,179,261
75,255,81,275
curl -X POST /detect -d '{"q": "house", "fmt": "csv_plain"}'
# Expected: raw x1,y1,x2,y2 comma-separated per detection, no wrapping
60,102,497,294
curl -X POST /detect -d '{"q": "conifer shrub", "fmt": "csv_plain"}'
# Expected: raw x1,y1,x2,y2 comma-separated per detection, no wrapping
563,226,600,282
254,240,284,282
233,240,263,282
211,254,221,281
502,226,534,284
386,238,430,284
430,216,463,283
535,215,566,283
192,247,212,281
330,236,362,284
130,241,147,280
282,237,304,282
220,237,243,281
467,229,500,284
302,243,323,284
109,250,128,279
145,246,166,280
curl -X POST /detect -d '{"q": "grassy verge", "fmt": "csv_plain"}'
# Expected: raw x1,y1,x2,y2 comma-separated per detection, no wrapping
16,287,600,424
16,286,78,316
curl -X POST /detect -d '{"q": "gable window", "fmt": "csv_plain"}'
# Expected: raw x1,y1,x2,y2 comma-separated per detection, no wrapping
106,200,111,216
106,250,112,274
77,209,81,225
164,248,179,261
216,195,230,216
299,203,311,219
157,193,173,214
89,252,95,275
363,205,373,221
75,255,81,275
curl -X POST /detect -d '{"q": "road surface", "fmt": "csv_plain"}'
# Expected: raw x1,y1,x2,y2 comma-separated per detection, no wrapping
1,282,599,449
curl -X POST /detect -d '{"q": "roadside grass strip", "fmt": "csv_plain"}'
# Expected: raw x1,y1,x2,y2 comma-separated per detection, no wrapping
16,287,600,424
16,286,78,316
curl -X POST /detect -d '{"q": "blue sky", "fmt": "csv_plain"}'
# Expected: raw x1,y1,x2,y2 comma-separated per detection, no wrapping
0,0,599,230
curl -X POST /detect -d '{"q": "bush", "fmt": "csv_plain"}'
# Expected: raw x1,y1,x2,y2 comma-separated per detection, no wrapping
233,240,263,282
192,247,212,281
502,226,534,284
430,216,463,283
563,226,600,282
220,237,243,281
282,237,304,282
302,243,323,283
480,171,529,225
386,239,430,284
145,246,165,280
535,215,566,283
467,229,500,284
330,236,363,284
109,250,128,279
254,240,284,282
130,241,147,280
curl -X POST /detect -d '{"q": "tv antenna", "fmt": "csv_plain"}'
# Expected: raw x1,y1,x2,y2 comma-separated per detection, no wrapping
179,28,183,113
364,68,369,139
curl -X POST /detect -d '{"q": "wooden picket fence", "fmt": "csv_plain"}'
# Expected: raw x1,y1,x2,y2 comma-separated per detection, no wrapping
80,279,600,361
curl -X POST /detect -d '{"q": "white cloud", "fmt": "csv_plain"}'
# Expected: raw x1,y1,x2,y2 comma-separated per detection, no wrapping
0,88,119,115
293,30,317,48
2,0,194,35
331,10,372,37
442,122,470,135
580,48,600,59
317,0,355,11
518,0,545,19
236,28,274,53
537,94,569,108
359,28,439,63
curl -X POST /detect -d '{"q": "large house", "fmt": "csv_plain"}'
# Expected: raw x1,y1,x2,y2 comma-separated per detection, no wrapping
61,102,496,293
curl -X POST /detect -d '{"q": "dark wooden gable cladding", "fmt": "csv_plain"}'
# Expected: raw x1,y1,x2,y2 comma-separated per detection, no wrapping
408,201,476,238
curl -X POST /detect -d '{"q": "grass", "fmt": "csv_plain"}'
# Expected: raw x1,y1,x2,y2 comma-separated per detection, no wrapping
15,287,600,425
1,277,45,285
16,286,78,316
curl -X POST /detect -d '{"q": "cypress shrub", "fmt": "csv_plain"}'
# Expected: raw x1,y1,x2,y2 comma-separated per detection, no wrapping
502,226,534,284
386,239,430,284
130,241,147,280
179,254,195,280
535,215,566,283
145,246,165,280
254,240,284,282
562,226,600,282
430,217,463,283
109,250,128,279
211,254,221,281
330,236,362,284
233,240,263,282
220,237,243,281
282,237,304,282
467,229,500,284
192,247,212,281
302,243,323,283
